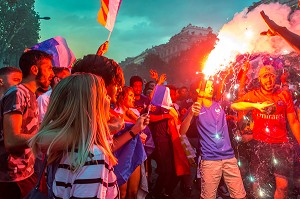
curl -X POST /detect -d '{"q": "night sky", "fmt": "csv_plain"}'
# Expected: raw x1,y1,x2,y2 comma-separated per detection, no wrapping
35,0,257,62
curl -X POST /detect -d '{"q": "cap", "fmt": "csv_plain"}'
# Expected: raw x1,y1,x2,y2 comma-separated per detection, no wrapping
258,65,276,77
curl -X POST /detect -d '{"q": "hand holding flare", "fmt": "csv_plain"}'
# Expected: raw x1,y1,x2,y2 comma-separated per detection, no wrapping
191,102,202,117
194,73,207,116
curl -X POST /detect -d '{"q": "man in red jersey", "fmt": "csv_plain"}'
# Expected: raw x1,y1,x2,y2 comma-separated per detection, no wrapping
231,65,300,199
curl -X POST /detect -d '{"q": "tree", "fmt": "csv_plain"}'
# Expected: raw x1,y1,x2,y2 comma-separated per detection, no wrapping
167,33,217,86
122,32,218,87
0,0,40,67
142,53,167,72
122,63,142,83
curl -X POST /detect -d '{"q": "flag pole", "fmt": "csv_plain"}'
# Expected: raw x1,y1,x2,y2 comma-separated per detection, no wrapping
107,31,112,41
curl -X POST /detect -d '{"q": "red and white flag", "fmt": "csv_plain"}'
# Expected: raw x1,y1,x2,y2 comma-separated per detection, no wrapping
97,0,122,32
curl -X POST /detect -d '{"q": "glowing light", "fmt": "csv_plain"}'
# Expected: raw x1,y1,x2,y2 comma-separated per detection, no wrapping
249,175,255,182
265,127,270,133
235,135,242,142
216,80,220,84
238,160,242,167
282,49,290,55
202,31,250,77
243,116,248,120
215,134,221,139
273,157,278,165
226,93,231,99
245,29,253,38
259,189,265,197
234,84,239,90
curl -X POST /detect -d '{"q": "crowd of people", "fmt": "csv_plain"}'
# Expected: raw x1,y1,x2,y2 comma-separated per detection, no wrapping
0,11,300,199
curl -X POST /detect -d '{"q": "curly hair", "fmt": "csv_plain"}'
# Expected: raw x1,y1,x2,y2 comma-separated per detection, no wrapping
72,55,124,87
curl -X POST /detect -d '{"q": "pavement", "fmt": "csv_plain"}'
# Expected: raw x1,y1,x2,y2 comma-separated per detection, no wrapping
145,160,200,199
145,160,238,199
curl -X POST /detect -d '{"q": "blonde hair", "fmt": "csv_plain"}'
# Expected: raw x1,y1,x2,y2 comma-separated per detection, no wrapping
30,73,117,171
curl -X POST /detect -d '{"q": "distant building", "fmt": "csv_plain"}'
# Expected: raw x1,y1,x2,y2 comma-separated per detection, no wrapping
248,0,299,11
120,24,213,66
153,24,213,62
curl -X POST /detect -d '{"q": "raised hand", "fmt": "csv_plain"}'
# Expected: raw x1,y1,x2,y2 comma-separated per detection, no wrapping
260,11,281,36
130,113,150,135
191,102,202,116
260,10,300,53
157,73,167,85
96,41,109,56
255,101,275,113
149,69,159,82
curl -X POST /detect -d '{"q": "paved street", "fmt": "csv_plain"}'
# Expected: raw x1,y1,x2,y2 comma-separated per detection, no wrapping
146,160,201,199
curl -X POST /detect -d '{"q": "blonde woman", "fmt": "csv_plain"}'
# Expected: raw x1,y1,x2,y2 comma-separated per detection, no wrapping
30,73,119,199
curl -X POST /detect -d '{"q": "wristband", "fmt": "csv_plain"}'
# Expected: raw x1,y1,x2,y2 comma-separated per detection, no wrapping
129,130,136,138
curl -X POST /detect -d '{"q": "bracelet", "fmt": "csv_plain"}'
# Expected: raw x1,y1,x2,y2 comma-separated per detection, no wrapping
129,130,136,138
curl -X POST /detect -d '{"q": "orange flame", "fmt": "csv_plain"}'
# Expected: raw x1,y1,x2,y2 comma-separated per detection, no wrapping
202,28,254,78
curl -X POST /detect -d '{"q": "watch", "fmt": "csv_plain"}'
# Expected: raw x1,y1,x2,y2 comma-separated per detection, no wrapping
129,130,136,138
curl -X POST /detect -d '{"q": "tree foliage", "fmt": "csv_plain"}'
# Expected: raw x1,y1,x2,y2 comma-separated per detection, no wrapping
122,33,217,87
142,53,167,72
167,33,217,85
0,0,40,67
122,53,168,84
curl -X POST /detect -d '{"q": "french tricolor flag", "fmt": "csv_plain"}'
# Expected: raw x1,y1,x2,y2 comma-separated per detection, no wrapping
151,85,173,109
29,36,76,68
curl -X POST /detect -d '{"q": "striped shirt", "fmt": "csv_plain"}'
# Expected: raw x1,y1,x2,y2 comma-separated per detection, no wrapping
52,145,119,199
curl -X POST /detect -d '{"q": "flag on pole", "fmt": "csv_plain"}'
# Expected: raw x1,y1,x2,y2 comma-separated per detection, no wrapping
29,36,76,68
98,0,122,32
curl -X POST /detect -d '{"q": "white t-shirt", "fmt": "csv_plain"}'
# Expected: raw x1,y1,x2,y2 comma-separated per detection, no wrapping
114,107,140,117
52,145,119,199
37,89,52,123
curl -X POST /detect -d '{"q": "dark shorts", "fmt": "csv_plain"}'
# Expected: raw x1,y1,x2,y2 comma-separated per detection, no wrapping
250,140,293,184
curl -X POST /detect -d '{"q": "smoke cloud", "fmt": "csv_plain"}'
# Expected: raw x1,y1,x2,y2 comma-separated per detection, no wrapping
221,2,300,55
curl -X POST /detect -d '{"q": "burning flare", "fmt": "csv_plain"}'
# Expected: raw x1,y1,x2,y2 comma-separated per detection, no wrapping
201,3,299,77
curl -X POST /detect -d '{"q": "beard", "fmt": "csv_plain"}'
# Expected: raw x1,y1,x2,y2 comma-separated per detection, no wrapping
261,82,275,92
36,70,50,89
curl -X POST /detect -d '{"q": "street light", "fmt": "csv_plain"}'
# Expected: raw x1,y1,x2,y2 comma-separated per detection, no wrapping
38,16,51,20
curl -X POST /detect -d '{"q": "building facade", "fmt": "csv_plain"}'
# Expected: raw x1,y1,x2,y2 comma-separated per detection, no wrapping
120,24,213,66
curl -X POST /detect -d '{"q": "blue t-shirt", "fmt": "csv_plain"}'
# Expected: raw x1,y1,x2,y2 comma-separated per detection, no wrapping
134,94,150,114
195,101,234,160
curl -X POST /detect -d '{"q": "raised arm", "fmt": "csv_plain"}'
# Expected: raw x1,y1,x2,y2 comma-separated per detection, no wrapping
96,41,109,56
111,113,149,152
179,102,201,135
261,11,300,53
